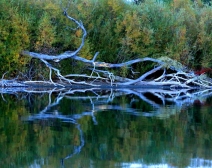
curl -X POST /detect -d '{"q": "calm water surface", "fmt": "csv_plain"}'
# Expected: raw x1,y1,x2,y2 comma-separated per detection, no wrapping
1,88,212,168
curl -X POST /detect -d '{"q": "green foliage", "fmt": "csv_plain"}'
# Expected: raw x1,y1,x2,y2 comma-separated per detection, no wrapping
1,0,212,77
35,12,56,53
120,65,129,78
0,0,30,75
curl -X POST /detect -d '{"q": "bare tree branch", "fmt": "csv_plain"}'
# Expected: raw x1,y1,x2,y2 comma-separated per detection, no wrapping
1,10,211,89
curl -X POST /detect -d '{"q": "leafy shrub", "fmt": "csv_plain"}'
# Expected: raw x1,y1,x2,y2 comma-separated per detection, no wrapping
1,0,212,77
0,0,30,75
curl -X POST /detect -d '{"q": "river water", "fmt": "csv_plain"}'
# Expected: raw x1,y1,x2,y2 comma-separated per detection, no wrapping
1,88,212,168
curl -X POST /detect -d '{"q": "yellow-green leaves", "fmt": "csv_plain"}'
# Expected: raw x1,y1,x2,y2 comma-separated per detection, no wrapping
35,12,56,53
1,0,212,77
0,2,29,73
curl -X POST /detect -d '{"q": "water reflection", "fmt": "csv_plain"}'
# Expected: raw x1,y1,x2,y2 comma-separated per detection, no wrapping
0,87,212,167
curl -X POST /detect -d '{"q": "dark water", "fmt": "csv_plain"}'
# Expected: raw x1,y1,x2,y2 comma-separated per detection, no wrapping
1,88,212,168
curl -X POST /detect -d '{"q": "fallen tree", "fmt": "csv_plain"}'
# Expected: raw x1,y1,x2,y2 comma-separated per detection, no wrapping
1,10,212,89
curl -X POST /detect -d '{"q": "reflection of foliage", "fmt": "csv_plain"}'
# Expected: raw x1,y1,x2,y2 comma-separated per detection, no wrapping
0,94,81,167
0,95,29,166
81,107,212,167
60,97,85,115
1,91,212,167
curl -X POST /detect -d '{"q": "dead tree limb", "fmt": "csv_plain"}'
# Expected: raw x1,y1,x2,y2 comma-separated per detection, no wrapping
0,10,210,89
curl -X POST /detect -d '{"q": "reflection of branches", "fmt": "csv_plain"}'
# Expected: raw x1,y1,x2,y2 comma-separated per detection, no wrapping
190,158,212,167
61,124,85,166
118,88,212,107
19,87,212,121
18,87,212,166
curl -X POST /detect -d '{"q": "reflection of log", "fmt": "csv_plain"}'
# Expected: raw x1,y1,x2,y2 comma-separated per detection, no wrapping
19,88,212,164
21,88,212,122
190,158,212,167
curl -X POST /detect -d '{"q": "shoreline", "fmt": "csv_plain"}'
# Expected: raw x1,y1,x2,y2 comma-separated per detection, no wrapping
0,79,202,90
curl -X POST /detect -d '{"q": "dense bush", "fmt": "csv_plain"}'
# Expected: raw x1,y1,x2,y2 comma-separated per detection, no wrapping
0,0,30,75
0,0,212,77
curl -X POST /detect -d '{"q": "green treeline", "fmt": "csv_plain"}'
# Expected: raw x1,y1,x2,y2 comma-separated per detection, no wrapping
0,0,212,77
